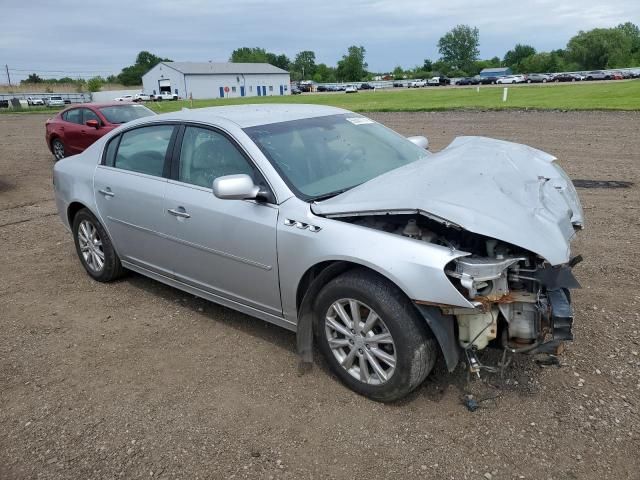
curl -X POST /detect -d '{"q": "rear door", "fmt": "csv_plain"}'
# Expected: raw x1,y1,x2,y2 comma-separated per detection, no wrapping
163,124,281,315
61,108,84,154
94,124,178,276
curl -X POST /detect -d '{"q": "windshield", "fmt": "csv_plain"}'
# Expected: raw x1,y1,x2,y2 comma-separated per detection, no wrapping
99,104,155,124
244,114,429,200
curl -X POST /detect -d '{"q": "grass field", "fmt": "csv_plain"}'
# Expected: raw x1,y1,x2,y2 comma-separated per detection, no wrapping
148,80,640,113
3,80,639,114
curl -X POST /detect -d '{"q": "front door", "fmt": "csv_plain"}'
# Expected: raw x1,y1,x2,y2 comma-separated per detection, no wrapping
76,108,104,150
163,125,281,315
94,124,177,276
279,85,284,96
240,86,245,97
219,87,224,98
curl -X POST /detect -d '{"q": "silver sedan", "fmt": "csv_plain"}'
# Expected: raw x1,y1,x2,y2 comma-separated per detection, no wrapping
53,104,584,401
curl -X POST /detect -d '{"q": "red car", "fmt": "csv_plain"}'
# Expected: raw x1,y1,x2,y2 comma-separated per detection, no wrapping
46,102,155,160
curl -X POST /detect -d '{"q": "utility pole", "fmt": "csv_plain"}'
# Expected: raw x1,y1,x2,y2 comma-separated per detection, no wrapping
5,64,11,87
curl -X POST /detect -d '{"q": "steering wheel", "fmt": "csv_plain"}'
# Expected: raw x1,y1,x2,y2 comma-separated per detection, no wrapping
339,145,366,167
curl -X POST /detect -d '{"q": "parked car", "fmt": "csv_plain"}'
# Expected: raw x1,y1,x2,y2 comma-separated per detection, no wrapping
291,86,302,95
584,71,610,81
52,104,584,402
46,96,65,107
153,92,179,101
45,102,155,160
359,83,375,90
392,81,405,88
27,96,45,106
133,93,152,102
552,73,581,82
525,73,550,83
477,76,498,85
455,77,479,86
114,95,134,102
610,71,624,80
427,76,450,86
408,79,426,88
316,85,329,92
496,75,525,84
345,85,358,93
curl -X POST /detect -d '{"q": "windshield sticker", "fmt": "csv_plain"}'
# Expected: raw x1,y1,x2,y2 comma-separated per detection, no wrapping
346,117,374,125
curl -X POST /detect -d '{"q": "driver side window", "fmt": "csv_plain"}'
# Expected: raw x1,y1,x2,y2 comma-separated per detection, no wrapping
178,126,254,189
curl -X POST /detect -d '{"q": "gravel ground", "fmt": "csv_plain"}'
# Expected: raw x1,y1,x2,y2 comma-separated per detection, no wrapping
1,111,639,480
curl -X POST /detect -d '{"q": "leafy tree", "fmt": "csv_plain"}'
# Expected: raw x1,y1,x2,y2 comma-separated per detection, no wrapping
86,76,104,92
313,63,336,83
22,73,43,84
392,66,404,78
106,75,118,83
519,52,562,73
503,44,536,71
229,47,268,63
118,51,171,86
292,51,317,80
566,28,633,69
336,46,367,81
437,25,480,73
266,53,290,70
422,59,433,71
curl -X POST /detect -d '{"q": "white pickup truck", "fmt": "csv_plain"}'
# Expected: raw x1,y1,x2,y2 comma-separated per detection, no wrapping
408,79,427,88
152,92,178,101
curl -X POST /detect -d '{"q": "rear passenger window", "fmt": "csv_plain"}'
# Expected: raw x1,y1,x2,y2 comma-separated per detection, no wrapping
104,135,120,167
114,125,174,177
63,109,82,124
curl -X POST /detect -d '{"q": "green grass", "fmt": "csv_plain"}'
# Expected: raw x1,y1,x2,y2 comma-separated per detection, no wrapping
147,80,640,113
3,80,639,114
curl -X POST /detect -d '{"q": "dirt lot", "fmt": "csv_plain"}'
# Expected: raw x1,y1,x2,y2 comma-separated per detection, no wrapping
1,111,639,480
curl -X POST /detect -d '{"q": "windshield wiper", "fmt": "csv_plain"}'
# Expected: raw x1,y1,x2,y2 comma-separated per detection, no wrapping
310,187,353,202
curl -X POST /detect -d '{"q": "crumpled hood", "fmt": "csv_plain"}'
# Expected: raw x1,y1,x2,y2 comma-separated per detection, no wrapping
311,136,584,265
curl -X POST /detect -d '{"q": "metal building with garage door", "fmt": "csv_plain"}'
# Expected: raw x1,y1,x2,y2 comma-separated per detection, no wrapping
142,62,291,100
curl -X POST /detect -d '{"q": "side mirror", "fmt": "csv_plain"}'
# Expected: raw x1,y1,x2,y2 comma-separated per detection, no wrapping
213,174,260,200
86,119,100,129
407,135,429,149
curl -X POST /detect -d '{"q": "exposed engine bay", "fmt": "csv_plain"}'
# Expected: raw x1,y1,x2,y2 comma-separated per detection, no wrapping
341,213,580,367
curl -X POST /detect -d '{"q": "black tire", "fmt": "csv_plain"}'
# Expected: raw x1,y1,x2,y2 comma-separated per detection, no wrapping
72,208,124,282
51,138,65,161
314,269,437,402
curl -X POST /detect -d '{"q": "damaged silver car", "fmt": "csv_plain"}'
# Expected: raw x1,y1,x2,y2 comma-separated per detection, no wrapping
53,105,583,402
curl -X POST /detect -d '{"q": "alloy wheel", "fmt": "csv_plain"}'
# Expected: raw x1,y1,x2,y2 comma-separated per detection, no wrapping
77,219,105,272
53,140,65,160
324,299,396,385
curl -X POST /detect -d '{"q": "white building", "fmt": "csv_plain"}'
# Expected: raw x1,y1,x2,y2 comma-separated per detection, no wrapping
142,62,291,100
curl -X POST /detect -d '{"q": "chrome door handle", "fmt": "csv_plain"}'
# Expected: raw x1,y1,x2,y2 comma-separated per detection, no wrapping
98,188,114,197
167,208,191,219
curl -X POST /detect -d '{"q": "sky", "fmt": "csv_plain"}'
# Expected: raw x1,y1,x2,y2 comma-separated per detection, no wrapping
1,0,638,82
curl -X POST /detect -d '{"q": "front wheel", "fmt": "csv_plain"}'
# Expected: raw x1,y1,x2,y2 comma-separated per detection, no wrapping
314,269,437,402
72,209,124,282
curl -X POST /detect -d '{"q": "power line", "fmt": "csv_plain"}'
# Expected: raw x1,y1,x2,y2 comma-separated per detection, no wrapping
9,68,116,74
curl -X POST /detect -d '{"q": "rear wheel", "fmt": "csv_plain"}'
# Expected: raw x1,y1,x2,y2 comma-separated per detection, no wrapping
52,138,65,161
314,269,437,402
72,209,124,282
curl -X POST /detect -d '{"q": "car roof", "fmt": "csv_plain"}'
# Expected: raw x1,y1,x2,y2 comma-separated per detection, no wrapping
153,104,350,128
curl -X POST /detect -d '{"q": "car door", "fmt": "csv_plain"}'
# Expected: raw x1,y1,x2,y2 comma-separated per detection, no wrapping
163,124,281,316
77,108,104,151
94,123,177,276
61,108,85,154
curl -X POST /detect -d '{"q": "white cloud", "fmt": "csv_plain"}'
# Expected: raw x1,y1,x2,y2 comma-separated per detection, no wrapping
1,0,638,78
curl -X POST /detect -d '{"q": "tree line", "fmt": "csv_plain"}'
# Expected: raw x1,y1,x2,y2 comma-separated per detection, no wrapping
20,21,640,88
